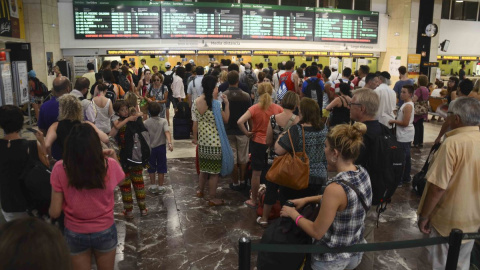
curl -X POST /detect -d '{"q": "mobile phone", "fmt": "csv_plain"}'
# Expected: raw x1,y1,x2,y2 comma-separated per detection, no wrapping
26,127,39,134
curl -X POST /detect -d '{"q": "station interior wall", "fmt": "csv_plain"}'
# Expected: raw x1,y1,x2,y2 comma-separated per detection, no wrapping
438,61,478,77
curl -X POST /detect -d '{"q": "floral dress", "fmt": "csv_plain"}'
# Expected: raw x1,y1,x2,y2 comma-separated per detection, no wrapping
192,100,222,174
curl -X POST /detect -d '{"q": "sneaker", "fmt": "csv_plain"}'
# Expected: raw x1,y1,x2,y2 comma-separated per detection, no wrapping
148,186,160,195
157,186,166,194
229,183,243,191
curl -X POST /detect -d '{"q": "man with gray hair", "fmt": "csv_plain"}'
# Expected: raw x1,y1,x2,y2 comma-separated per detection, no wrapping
38,76,71,135
374,71,396,128
350,88,382,270
418,97,480,270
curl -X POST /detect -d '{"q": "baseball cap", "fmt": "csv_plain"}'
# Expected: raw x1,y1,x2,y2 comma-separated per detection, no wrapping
28,70,36,78
165,62,171,68
189,59,194,64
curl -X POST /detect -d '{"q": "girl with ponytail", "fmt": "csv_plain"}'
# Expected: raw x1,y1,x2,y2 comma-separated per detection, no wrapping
237,82,283,209
192,75,230,206
280,122,372,270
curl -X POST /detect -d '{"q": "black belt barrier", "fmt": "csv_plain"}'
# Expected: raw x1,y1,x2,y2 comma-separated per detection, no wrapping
238,229,480,270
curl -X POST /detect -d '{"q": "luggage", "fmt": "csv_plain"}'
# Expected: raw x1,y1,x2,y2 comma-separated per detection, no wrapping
257,204,319,270
175,101,191,119
412,143,441,196
173,117,191,140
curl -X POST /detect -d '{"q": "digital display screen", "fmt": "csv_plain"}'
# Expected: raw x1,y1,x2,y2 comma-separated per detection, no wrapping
242,4,315,41
161,2,242,39
73,1,161,39
314,8,379,43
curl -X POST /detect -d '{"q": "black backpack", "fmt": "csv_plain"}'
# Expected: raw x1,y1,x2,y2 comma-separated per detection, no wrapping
120,118,151,169
364,124,405,215
20,141,52,216
304,79,323,109
118,73,131,92
244,71,256,91
105,84,117,103
175,102,191,119
257,204,319,270
163,72,174,99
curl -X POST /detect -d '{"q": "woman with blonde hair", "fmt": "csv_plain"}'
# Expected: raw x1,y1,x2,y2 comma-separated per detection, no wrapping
45,95,109,161
281,122,372,270
218,70,228,84
238,82,283,209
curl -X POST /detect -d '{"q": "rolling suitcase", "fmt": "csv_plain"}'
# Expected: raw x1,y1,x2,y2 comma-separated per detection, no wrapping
173,117,191,140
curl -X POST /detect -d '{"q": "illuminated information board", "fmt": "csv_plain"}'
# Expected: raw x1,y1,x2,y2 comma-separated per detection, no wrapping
314,8,379,43
242,4,315,41
161,2,242,39
73,1,161,39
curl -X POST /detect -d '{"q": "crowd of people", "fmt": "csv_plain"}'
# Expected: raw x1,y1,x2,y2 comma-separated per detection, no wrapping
1,58,480,270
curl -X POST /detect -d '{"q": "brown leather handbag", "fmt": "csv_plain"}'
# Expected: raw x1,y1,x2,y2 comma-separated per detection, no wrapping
266,125,310,190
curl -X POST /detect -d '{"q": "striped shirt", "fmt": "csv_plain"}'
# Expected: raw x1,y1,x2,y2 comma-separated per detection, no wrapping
313,166,372,262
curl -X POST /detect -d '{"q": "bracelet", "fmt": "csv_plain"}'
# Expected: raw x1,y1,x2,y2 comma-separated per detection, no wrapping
295,215,304,226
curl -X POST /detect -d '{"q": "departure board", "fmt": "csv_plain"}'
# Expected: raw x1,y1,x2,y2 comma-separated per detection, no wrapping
161,2,242,39
242,4,315,41
314,8,379,43
73,1,161,39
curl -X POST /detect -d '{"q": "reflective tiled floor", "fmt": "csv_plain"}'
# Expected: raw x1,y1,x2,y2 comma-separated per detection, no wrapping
1,115,445,270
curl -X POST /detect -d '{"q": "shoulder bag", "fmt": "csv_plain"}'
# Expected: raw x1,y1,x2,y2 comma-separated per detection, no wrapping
414,87,429,116
266,125,310,190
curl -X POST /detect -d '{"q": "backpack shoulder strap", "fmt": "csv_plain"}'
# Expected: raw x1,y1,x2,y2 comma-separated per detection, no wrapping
337,180,368,213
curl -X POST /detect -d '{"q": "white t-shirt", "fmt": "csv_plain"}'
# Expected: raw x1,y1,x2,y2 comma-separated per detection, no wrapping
273,70,286,91
396,101,414,142
374,83,397,127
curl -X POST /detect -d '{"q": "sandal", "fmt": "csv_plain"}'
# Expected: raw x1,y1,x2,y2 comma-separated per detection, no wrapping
208,199,225,206
196,190,204,198
140,209,148,216
244,199,258,209
123,210,134,220
256,217,268,228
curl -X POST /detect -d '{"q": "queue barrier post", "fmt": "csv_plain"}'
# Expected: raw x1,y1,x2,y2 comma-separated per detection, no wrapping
445,229,463,270
239,237,251,270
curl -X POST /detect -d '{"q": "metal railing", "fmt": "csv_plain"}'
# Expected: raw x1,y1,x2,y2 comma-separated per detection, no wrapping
239,229,480,270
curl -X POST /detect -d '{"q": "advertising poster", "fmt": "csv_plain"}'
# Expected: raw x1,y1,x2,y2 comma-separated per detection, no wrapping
407,54,421,79
389,56,401,77
15,61,29,105
343,58,353,70
0,0,25,39
73,57,96,79
1,63,14,105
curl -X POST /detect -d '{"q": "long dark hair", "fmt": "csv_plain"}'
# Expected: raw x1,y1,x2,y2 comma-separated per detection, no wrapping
202,75,217,110
63,123,107,190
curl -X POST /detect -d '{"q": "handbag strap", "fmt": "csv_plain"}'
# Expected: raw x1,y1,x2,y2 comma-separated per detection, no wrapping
284,114,296,130
287,125,306,155
337,180,368,213
421,143,441,171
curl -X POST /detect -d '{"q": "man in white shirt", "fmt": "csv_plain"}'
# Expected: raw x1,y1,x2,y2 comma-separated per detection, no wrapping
171,68,185,109
374,71,397,128
82,62,96,100
333,67,355,94
187,66,204,107
272,62,286,91
140,59,150,74
329,64,340,81
70,77,95,122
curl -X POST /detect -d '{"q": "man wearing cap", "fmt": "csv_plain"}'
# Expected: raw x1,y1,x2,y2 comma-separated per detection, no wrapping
374,71,397,128
163,62,174,125
329,64,340,81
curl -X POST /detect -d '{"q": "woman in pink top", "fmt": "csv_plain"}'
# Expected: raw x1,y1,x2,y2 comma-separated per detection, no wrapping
49,123,125,270
237,82,283,209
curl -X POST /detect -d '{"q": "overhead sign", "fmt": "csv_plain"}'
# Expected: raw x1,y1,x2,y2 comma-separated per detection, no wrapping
107,50,136,55
330,52,351,57
225,50,252,55
304,51,328,56
314,8,379,43
137,50,167,55
167,50,196,55
352,53,374,57
253,50,279,56
197,50,226,55
161,2,242,39
422,62,439,67
73,1,161,39
279,51,304,56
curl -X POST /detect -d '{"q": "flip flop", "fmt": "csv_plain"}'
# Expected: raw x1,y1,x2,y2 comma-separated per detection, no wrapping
140,209,148,216
244,200,258,209
256,217,268,228
196,190,204,198
208,199,225,206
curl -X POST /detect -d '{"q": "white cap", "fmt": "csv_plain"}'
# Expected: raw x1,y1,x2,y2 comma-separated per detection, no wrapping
189,59,194,64
282,61,286,65
331,64,338,70
165,62,171,68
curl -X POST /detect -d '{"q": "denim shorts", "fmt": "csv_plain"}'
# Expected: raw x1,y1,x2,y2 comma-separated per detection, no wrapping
64,224,118,255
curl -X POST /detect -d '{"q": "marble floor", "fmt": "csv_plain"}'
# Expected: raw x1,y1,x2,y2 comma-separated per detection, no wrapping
1,112,446,270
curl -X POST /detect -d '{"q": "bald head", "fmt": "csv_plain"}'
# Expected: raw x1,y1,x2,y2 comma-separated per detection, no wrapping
53,76,71,96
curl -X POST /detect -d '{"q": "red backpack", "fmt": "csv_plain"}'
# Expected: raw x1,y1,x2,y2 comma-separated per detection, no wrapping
279,72,295,91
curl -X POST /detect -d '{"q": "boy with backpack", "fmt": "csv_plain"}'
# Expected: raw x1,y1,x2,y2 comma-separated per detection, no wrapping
112,100,150,219
144,102,173,195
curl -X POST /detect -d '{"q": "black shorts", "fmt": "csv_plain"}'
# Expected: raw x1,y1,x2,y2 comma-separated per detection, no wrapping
250,140,268,171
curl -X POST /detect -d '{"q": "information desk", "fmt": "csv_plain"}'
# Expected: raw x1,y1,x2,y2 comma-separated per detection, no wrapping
314,8,379,43
73,1,161,39
161,2,242,39
242,4,315,41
